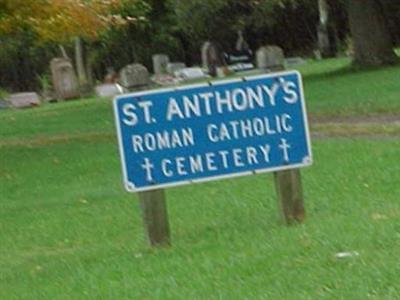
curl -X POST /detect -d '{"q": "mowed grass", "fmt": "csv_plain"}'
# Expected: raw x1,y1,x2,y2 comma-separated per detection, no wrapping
1,131,400,299
296,57,400,115
0,56,400,142
1,59,400,299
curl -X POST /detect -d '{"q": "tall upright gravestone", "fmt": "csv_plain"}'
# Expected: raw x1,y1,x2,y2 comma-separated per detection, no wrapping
201,41,224,77
152,54,170,75
50,58,80,100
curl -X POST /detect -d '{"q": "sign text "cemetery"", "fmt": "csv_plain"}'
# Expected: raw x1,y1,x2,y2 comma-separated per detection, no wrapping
114,71,312,192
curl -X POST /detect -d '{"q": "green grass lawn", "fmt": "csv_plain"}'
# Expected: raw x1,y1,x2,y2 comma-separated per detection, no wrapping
295,57,400,115
1,59,400,299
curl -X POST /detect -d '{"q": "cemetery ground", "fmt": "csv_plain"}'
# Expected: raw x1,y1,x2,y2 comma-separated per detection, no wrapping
1,57,400,299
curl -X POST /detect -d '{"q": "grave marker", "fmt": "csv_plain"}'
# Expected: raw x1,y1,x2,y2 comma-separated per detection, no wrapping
256,46,285,72
174,67,207,81
95,83,122,98
166,62,186,75
201,41,224,77
8,92,41,108
119,64,150,91
152,54,170,75
50,58,80,100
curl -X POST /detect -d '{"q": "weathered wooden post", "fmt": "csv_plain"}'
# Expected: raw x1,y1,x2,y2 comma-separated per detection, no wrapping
138,189,170,247
117,63,173,247
257,45,306,224
274,169,305,224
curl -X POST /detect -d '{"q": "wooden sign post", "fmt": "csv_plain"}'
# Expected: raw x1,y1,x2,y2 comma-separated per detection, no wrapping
274,169,305,224
138,189,170,247
271,64,305,225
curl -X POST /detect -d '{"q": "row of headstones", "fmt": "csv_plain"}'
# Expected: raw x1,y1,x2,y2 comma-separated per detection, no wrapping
201,42,286,73
0,44,288,109
99,45,288,98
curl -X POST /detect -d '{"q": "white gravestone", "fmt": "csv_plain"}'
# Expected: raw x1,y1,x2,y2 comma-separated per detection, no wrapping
50,58,80,100
95,84,122,98
166,62,186,75
152,54,170,75
256,46,285,71
175,68,207,81
201,41,223,77
8,92,41,108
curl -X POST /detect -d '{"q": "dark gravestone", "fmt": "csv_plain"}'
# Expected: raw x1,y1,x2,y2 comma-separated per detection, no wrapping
224,30,254,72
224,50,254,72
50,58,80,100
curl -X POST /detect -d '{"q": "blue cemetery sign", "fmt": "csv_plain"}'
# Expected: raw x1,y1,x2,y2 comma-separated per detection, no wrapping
114,71,312,192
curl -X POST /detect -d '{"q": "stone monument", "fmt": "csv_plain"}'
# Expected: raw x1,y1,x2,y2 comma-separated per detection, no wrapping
95,84,122,98
152,54,170,75
256,46,285,71
166,62,186,76
119,64,150,91
201,41,224,77
50,58,80,100
8,92,41,108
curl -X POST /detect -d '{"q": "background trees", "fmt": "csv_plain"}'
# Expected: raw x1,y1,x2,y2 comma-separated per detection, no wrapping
0,0,149,90
0,0,398,92
348,0,398,66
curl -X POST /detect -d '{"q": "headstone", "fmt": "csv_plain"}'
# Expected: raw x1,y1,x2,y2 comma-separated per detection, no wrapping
95,83,122,98
284,57,306,66
224,52,253,65
201,41,224,77
152,54,170,75
166,62,186,75
256,46,285,71
151,74,180,86
50,58,80,100
8,92,40,108
174,67,207,81
119,64,150,90
227,62,255,73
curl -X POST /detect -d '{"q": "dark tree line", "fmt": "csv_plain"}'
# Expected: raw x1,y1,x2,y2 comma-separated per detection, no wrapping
0,0,398,92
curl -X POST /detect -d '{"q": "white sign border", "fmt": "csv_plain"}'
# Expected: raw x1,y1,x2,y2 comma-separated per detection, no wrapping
113,70,313,192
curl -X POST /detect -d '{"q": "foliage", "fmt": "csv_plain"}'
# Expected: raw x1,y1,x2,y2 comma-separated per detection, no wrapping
0,0,149,43
0,0,150,91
